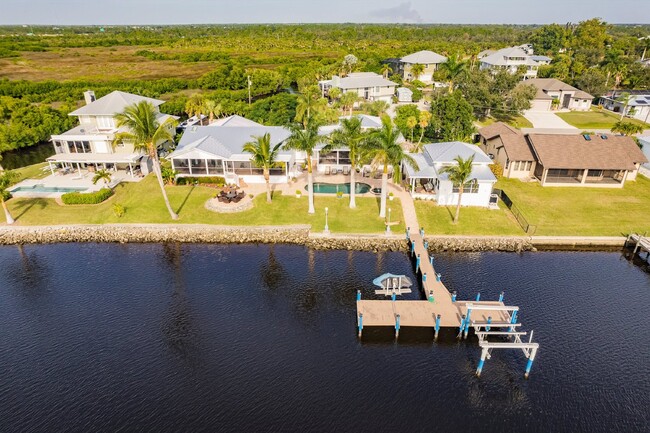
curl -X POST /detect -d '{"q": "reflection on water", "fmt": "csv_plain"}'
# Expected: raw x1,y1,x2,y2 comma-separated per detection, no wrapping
0,244,648,432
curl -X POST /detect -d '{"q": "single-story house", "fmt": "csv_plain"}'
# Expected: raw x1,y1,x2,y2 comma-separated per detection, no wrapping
396,87,413,103
403,141,497,207
600,90,650,123
319,72,397,104
399,50,447,82
528,133,647,187
478,123,536,179
638,136,650,170
526,78,593,111
166,116,296,185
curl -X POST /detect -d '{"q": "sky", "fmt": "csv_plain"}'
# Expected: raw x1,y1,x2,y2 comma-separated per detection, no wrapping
1,0,648,25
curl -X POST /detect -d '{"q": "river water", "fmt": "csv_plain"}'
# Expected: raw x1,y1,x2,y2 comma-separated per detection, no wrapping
0,244,648,432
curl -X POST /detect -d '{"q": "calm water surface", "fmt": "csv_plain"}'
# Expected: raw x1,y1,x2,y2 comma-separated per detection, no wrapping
0,244,648,432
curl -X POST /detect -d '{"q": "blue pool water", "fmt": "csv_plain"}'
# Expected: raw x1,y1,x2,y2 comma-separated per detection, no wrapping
308,182,372,194
11,184,88,193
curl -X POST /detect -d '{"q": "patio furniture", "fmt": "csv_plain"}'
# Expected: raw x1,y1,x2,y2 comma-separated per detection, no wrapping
424,182,434,192
324,166,331,175
217,195,229,203
342,166,350,175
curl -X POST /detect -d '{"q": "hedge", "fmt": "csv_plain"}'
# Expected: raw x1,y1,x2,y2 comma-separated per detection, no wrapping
176,176,225,186
61,188,114,205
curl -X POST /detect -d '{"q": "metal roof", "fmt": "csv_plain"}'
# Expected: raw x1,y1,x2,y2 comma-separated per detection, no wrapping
400,50,447,65
69,91,164,116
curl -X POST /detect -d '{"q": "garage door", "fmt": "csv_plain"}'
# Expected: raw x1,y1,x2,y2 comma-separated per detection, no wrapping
530,99,552,111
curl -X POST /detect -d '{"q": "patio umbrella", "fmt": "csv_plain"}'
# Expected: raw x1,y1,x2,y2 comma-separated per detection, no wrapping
372,273,412,290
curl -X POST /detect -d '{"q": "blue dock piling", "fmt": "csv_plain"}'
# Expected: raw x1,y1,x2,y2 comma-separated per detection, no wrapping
395,314,401,339
391,291,396,302
486,316,492,331
434,314,441,340
423,272,427,283
476,348,487,377
436,273,441,282
405,228,410,240
458,314,466,338
357,290,361,301
424,241,429,250
499,291,504,303
420,227,424,237
416,254,421,273
464,308,472,339
509,310,518,332
410,241,415,256
452,291,457,302
358,313,363,337
430,256,434,266
524,347,538,379
428,290,434,302
476,292,481,302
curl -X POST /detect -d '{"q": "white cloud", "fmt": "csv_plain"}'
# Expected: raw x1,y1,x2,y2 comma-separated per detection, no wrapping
369,2,423,23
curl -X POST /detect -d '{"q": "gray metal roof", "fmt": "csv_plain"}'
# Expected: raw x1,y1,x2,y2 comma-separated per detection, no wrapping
438,165,497,183
168,125,292,160
403,152,437,178
480,47,539,67
323,72,396,90
211,115,264,127
69,91,164,116
400,50,447,65
422,141,493,164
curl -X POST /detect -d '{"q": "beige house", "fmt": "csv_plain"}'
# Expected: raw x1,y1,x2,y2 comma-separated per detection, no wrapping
527,78,593,111
478,123,536,179
48,90,177,177
319,72,397,103
399,50,447,82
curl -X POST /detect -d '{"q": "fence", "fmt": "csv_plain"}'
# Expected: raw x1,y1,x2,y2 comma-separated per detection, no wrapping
493,189,537,235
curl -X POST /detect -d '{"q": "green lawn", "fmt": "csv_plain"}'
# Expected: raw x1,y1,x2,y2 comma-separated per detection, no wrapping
11,162,50,183
475,115,532,129
5,175,403,234
414,201,524,235
556,108,650,130
496,176,650,236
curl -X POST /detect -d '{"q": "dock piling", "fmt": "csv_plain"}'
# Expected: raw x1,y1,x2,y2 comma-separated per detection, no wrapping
406,227,410,240
430,256,434,266
436,273,441,282
476,348,488,377
358,313,363,337
452,291,457,302
509,310,518,332
391,291,396,302
499,291,504,303
395,314,400,339
476,292,481,302
410,240,415,257
524,346,538,379
486,316,492,332
416,254,421,273
423,272,427,283
356,290,361,301
458,314,466,338
428,290,434,302
464,308,472,339
424,241,429,250
434,314,441,340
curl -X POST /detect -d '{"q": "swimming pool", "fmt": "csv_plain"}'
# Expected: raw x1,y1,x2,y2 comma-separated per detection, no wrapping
11,185,89,194
307,182,372,194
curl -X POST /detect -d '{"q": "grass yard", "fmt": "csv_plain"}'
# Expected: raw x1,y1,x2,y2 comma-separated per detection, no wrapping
5,175,403,234
414,201,524,235
556,108,650,130
496,176,650,236
11,162,50,183
475,115,533,129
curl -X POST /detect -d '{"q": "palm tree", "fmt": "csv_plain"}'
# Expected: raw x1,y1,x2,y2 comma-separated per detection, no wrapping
416,111,432,150
296,86,327,127
328,87,341,102
406,115,418,143
0,170,17,224
410,63,425,81
0,154,4,172
203,99,222,124
439,54,467,94
611,121,644,136
185,93,205,124
616,92,632,120
285,118,323,214
440,155,475,224
324,116,366,208
244,133,282,203
365,116,419,218
114,101,179,220
92,169,112,187
381,63,393,79
340,91,360,116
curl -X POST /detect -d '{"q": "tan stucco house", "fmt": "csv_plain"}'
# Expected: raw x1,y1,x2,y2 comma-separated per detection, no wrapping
399,50,447,82
527,78,593,111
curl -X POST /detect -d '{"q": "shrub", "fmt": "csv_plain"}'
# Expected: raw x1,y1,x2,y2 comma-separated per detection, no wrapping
176,176,225,186
112,203,126,218
336,191,343,198
61,188,113,205
489,163,504,180
295,190,302,195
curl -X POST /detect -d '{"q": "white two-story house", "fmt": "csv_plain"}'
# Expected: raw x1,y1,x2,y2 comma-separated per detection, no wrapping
319,72,397,104
479,46,547,80
47,90,177,177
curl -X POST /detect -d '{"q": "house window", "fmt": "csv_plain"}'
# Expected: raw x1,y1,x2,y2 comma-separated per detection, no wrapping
96,116,114,130
587,169,603,177
452,179,479,194
525,161,532,171
513,161,521,171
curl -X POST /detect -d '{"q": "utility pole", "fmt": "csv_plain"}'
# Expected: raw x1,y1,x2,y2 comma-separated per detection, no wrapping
248,75,252,106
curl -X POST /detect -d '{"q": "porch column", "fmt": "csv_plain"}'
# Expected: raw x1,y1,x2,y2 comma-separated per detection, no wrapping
77,163,82,176
48,161,54,175
171,159,176,170
128,162,133,177
581,169,588,184
411,177,415,193
621,170,629,186
541,169,548,186
188,158,192,175
205,158,209,176
285,162,289,180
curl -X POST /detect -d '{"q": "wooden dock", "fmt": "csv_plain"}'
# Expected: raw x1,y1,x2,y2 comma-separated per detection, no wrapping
625,233,650,258
355,229,540,378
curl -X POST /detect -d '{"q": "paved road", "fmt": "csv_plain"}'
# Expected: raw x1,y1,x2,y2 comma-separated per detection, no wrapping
523,110,578,130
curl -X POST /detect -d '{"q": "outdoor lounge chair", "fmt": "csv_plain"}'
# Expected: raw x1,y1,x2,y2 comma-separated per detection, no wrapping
342,166,350,175
324,166,331,175
423,182,434,193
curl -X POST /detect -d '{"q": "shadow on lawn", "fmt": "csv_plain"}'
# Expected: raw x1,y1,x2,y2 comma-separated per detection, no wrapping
175,186,195,215
11,198,49,221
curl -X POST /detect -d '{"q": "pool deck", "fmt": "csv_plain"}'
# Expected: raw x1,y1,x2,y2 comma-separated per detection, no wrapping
10,170,141,198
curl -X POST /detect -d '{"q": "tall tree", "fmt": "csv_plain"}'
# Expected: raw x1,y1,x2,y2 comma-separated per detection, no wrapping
406,116,417,143
0,170,16,224
380,64,393,79
185,93,205,124
410,63,425,81
114,101,178,220
430,91,476,141
611,121,644,136
244,133,282,203
365,116,418,218
324,116,366,208
616,92,633,120
339,92,360,116
203,99,222,124
295,85,326,126
92,169,112,186
440,155,475,224
416,111,432,150
530,23,570,54
438,54,467,93
285,118,323,214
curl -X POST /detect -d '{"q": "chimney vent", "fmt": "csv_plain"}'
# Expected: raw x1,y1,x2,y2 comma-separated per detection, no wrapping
83,90,96,105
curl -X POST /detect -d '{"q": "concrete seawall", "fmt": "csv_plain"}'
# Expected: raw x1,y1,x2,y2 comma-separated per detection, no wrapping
0,225,627,252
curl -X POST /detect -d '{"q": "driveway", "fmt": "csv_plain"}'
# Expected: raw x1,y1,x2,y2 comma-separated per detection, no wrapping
523,110,578,131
